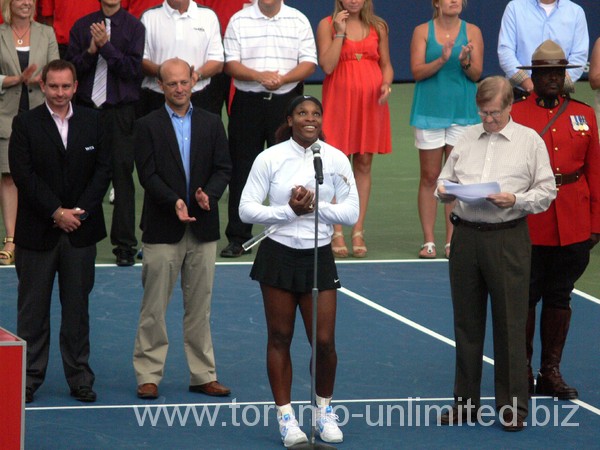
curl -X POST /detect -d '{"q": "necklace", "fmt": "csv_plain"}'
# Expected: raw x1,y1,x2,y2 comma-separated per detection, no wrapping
437,18,459,40
11,24,31,45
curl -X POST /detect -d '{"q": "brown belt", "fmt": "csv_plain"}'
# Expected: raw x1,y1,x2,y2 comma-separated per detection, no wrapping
450,213,525,232
555,170,581,187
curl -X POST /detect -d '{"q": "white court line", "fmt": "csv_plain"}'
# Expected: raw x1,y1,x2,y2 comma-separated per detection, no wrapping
70,261,600,305
340,286,600,417
25,396,600,414
573,289,600,305
338,286,495,365
571,399,600,415
20,396,520,412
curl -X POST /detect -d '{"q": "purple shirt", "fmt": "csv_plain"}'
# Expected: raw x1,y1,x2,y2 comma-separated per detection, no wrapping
66,7,145,106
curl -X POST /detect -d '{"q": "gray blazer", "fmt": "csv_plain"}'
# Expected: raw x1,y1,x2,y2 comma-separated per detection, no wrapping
0,21,59,139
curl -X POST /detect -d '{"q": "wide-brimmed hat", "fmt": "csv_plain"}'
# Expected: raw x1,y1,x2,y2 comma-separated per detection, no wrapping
517,39,581,70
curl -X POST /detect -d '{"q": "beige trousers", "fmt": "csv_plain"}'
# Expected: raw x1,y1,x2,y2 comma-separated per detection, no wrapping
133,227,218,386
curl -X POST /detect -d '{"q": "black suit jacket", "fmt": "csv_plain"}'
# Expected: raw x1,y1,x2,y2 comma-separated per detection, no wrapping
9,104,110,250
135,106,231,244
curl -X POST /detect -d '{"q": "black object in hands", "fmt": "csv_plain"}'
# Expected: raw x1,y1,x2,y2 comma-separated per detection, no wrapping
311,143,323,185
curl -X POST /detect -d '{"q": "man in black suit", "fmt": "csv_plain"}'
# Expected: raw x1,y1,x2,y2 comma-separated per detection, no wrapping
133,58,232,399
9,59,110,404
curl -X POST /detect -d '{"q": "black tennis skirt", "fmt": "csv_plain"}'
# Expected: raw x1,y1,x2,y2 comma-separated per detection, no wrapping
250,238,341,293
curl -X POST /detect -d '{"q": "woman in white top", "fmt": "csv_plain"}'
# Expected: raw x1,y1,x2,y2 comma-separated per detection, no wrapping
239,95,358,447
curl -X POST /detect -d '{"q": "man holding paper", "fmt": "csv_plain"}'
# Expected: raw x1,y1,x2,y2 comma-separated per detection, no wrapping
436,76,556,431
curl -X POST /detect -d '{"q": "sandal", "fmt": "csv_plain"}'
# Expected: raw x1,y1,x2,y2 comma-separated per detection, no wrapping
331,231,348,258
419,242,436,259
445,243,451,259
0,237,15,265
351,230,367,258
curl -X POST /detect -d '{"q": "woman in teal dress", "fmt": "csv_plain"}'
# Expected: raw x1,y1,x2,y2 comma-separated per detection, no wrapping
410,0,482,259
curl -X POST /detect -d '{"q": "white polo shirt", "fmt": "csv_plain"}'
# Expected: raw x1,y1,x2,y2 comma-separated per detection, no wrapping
224,2,317,95
141,1,224,93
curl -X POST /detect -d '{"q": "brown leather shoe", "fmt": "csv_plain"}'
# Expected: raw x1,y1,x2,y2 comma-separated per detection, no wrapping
501,411,525,432
189,381,231,397
439,404,479,425
137,383,158,399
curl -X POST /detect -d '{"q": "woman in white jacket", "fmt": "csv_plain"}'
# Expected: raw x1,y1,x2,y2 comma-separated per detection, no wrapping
239,95,358,447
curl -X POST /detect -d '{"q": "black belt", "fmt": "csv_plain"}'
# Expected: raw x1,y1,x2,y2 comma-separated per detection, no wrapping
555,170,581,187
237,90,291,101
450,213,525,231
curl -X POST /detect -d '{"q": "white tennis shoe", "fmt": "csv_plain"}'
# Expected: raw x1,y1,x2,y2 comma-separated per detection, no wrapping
278,412,307,447
315,405,344,443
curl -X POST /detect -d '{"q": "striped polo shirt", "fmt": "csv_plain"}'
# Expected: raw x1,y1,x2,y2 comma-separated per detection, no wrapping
224,2,317,95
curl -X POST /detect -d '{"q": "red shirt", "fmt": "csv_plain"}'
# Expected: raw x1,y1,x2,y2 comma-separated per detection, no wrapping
196,0,252,36
512,94,600,246
121,0,162,19
39,0,100,45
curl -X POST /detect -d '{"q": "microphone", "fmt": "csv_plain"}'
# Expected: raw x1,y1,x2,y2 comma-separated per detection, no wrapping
311,143,324,185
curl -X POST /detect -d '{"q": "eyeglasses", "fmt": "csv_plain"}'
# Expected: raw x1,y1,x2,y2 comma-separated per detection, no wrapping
477,110,503,118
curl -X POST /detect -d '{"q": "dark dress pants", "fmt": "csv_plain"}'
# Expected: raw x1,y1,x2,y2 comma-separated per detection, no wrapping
529,240,591,309
102,104,138,255
15,234,96,392
225,87,301,244
449,221,530,418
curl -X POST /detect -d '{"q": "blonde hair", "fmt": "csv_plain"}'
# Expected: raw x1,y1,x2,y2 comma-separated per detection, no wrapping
332,0,388,38
432,0,467,19
476,76,513,109
2,0,37,24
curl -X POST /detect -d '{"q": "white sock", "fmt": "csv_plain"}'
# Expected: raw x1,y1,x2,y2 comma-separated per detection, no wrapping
316,395,332,408
277,403,294,418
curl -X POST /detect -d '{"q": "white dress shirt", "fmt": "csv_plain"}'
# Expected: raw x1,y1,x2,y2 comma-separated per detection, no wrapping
438,119,557,223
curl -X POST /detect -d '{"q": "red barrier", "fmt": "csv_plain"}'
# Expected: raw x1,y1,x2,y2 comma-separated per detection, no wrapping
0,327,25,450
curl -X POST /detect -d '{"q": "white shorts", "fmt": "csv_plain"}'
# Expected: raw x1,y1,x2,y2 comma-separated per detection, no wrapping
414,124,469,150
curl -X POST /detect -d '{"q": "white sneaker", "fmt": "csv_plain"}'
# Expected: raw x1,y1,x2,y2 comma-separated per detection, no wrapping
109,188,115,204
278,412,308,448
315,405,343,443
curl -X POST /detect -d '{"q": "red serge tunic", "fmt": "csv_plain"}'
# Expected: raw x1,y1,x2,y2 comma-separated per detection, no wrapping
511,93,600,246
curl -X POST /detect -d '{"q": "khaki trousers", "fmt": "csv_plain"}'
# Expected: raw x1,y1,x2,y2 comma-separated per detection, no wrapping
133,227,218,386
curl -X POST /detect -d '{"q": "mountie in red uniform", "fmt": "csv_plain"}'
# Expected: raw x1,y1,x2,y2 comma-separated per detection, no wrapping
512,91,600,401
512,93,600,246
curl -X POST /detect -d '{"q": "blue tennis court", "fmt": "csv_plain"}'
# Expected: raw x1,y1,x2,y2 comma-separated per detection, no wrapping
1,261,598,449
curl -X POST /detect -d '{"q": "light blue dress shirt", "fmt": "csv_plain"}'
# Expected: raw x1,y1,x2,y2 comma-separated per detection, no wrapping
165,103,193,204
498,0,589,82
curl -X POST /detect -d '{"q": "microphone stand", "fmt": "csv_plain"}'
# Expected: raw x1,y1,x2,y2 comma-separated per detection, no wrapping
293,150,336,450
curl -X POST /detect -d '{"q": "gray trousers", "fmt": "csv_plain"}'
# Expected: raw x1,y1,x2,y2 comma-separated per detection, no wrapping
449,220,530,418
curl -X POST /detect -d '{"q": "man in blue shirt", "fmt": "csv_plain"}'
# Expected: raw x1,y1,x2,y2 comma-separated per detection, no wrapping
67,0,145,266
132,58,232,399
498,0,589,93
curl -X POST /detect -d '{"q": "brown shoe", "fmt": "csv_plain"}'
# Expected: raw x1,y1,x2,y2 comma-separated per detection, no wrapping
439,404,479,425
501,411,525,432
137,383,158,399
189,381,231,397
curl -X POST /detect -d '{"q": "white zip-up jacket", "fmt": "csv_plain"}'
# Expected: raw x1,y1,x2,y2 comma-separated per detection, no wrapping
239,138,359,249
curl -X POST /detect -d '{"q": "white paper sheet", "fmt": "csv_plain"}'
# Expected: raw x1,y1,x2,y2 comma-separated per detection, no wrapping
442,180,501,204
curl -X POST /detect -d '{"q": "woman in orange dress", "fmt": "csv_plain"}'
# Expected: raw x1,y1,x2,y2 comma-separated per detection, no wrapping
317,0,392,258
